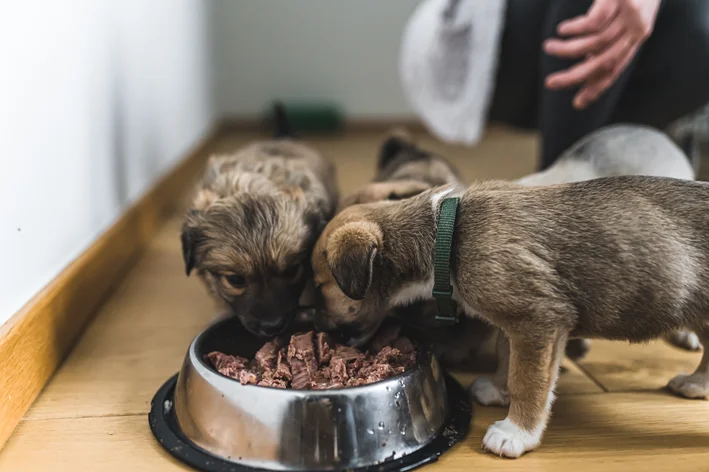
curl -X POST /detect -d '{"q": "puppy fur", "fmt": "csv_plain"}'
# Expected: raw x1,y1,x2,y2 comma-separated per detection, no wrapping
312,176,709,458
339,128,463,209
517,124,700,354
182,135,338,338
337,131,495,369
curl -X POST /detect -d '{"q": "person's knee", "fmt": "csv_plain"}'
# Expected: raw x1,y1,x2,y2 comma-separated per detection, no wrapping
684,8,709,105
660,0,709,107
685,3,709,58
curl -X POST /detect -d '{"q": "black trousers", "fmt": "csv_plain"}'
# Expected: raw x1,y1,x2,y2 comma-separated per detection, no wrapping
488,0,709,170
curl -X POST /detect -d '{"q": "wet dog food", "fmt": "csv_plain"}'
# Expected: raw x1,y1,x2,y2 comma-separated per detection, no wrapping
206,325,416,390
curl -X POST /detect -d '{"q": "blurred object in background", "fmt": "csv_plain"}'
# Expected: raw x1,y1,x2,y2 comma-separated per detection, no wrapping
668,102,709,180
267,101,344,136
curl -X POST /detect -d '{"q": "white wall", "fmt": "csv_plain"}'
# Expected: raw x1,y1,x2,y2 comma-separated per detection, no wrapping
0,1,421,326
212,0,419,118
0,0,216,326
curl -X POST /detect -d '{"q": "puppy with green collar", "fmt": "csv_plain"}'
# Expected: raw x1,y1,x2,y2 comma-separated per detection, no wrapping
338,130,496,369
312,176,709,458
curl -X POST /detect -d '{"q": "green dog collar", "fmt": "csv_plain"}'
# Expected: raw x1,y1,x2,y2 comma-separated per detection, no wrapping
432,196,460,324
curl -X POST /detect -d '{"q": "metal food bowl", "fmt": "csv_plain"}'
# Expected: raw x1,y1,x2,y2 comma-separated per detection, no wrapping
149,315,471,472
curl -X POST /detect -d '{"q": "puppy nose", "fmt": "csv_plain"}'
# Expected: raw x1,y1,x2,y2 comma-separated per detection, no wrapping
259,318,287,336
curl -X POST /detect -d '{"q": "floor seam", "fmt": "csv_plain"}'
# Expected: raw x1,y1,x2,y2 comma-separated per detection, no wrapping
571,360,610,393
21,411,148,422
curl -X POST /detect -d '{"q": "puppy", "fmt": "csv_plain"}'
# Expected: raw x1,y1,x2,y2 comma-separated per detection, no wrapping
519,125,699,355
339,129,464,208
312,176,709,458
182,114,339,337
518,124,700,355
338,131,496,369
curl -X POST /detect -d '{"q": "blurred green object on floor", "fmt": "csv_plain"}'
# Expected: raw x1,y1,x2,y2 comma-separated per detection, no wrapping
267,101,345,136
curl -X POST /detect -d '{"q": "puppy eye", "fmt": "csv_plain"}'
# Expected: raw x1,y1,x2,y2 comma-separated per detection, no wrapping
282,264,302,281
223,274,246,288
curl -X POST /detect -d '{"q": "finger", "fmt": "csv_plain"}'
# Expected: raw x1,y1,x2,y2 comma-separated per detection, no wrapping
557,0,619,36
546,34,633,90
544,17,625,58
574,76,614,109
573,45,638,109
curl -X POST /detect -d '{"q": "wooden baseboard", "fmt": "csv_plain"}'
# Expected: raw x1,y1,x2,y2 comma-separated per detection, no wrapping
0,124,221,451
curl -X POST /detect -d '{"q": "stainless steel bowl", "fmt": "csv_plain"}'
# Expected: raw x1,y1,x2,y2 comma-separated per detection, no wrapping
170,316,451,471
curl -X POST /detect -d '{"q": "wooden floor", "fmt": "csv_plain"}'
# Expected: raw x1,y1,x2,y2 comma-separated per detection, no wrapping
2,129,708,472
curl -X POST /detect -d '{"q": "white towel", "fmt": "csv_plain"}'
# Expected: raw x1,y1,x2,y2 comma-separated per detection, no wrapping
400,0,507,146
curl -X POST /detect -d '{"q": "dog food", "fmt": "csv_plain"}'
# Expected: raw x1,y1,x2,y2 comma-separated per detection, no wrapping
206,325,416,389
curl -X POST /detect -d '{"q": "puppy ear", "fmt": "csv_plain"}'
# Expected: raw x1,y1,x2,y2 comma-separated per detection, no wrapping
181,211,202,276
325,222,382,300
378,128,414,170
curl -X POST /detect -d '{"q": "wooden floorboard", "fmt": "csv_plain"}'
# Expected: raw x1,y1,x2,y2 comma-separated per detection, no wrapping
4,393,708,472
575,339,703,393
4,129,708,471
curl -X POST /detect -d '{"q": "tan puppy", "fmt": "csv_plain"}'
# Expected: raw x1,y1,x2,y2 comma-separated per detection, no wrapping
338,131,495,369
312,176,709,458
182,114,338,337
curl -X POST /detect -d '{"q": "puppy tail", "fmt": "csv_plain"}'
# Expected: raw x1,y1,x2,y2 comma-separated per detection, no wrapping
272,101,293,139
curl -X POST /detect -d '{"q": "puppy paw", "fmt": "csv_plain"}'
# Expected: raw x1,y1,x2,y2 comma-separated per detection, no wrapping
470,377,510,407
668,373,709,399
482,418,541,458
665,330,703,352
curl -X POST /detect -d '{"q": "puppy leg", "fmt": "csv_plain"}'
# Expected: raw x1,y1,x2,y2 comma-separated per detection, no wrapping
665,329,703,352
470,330,510,406
668,325,709,398
482,329,568,458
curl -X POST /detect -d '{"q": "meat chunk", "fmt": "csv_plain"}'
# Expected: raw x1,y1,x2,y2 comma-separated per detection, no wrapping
329,356,349,385
207,352,250,379
239,370,259,385
334,345,365,362
375,346,403,365
206,324,416,390
369,324,401,353
254,339,279,371
258,377,288,389
274,348,292,381
287,332,320,389
316,332,333,365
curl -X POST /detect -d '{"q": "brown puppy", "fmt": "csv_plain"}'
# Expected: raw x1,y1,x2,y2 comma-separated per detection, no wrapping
182,119,338,338
338,131,495,369
339,129,462,209
312,176,709,458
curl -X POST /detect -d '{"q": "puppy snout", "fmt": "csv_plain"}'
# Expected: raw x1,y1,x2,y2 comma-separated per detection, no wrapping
258,318,288,336
250,302,294,336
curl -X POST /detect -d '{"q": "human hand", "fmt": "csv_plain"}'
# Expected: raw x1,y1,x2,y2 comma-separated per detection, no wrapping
543,0,661,110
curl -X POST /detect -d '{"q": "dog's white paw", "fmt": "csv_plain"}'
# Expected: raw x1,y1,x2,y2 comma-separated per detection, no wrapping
668,373,709,399
470,377,510,407
666,330,703,351
482,418,541,458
